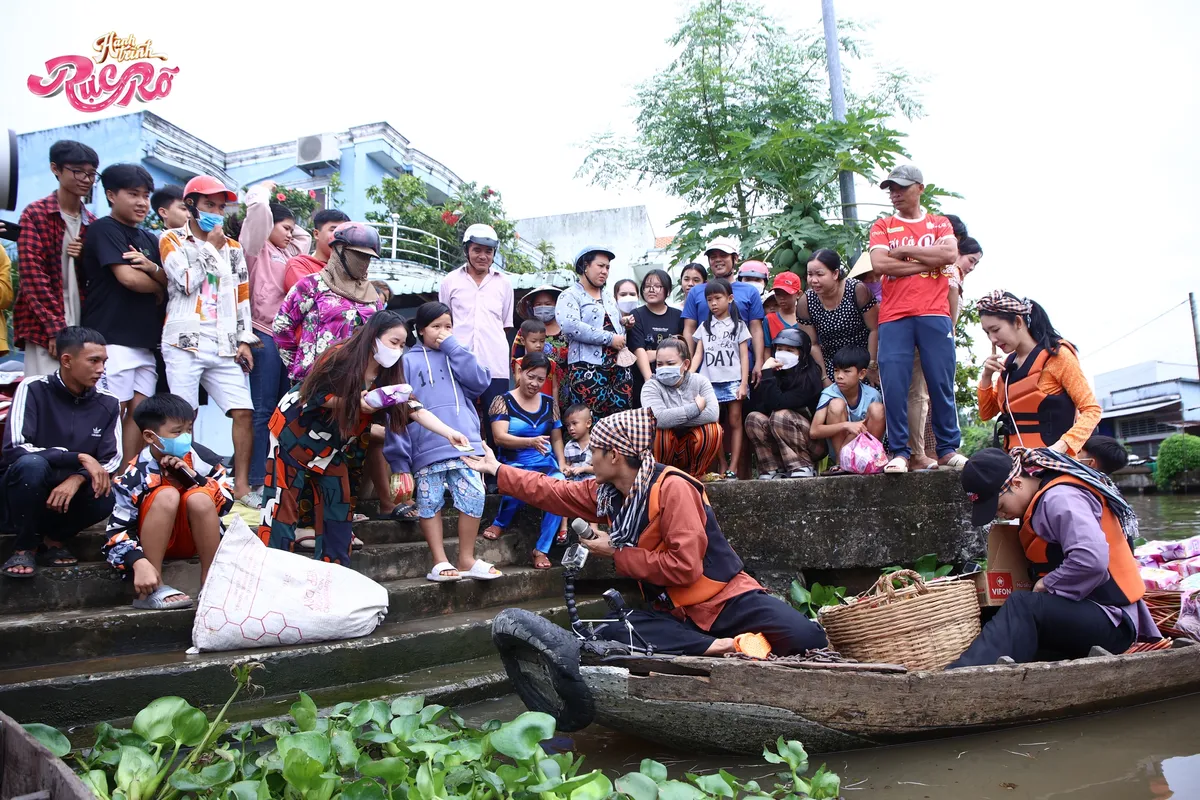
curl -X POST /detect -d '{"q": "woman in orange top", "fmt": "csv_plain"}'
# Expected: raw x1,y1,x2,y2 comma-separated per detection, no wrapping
977,290,1101,455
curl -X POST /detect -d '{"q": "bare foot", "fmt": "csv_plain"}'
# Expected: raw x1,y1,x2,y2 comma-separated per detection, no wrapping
909,456,938,471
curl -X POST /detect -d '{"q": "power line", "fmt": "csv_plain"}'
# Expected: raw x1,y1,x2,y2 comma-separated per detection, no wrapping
1088,299,1189,356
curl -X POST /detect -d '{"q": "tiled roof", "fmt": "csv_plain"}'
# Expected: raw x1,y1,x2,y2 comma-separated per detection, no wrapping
654,235,675,249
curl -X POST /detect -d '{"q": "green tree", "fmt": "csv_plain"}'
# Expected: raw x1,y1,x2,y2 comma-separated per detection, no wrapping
954,300,982,414
1156,433,1200,491
579,0,923,266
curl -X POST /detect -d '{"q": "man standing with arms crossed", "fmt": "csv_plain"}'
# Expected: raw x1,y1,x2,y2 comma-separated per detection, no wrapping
869,164,965,473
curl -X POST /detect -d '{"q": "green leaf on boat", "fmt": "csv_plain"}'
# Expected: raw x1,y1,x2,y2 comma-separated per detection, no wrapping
22,723,70,757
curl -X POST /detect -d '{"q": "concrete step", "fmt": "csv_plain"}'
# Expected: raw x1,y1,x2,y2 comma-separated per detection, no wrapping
0,565,576,670
0,594,607,730
0,494,536,563
0,531,544,615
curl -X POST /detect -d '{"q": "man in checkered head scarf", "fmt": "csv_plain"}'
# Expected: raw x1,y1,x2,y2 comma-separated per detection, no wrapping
589,409,659,547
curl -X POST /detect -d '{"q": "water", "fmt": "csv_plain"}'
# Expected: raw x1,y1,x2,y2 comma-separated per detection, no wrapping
463,495,1200,799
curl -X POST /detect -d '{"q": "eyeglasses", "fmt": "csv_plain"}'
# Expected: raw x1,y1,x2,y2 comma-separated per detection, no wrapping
64,166,98,182
643,284,664,293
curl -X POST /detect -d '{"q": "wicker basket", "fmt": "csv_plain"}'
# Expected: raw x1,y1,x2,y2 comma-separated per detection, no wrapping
819,570,981,670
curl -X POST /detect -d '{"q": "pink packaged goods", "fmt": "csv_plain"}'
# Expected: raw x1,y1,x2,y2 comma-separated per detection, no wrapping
1162,535,1200,562
364,384,413,410
1169,556,1200,577
1134,541,1170,566
1140,566,1181,591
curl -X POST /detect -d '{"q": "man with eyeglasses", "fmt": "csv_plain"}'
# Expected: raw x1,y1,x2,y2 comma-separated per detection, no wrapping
15,140,101,378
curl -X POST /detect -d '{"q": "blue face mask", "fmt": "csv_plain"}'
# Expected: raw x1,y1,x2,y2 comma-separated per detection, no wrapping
154,431,192,458
196,211,224,232
655,365,683,386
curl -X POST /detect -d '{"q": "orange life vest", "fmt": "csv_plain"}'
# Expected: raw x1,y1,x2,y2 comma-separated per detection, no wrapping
1018,474,1144,606
638,464,743,609
999,344,1078,451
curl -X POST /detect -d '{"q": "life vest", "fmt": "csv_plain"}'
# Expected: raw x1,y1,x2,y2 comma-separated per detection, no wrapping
999,344,1078,451
1018,474,1144,606
636,464,744,611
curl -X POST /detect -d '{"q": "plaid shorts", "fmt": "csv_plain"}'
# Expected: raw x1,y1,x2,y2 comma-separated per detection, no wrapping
414,459,486,519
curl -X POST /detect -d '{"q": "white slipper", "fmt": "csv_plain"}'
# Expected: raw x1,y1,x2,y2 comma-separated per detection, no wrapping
461,559,502,581
351,536,364,550
295,528,316,551
883,456,909,474
939,452,968,469
426,561,462,582
132,585,193,610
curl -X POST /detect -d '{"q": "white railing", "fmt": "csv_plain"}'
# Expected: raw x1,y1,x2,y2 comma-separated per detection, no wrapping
365,219,560,272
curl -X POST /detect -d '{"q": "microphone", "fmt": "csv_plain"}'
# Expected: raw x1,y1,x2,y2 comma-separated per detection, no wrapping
570,517,595,541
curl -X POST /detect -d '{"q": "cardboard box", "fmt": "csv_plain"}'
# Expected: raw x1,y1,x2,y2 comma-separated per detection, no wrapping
972,522,1033,607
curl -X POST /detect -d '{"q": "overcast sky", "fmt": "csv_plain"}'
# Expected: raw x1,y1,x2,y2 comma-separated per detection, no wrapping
3,0,1197,382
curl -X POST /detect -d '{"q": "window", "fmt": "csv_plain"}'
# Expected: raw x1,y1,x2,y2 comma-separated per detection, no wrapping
1118,417,1177,439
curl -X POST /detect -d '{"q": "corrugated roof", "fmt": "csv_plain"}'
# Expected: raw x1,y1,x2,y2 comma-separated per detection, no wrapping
370,262,577,298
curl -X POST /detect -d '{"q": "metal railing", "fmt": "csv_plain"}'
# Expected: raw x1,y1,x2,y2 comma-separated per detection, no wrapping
365,219,560,272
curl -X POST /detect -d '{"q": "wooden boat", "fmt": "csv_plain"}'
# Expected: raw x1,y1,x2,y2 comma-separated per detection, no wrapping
0,710,93,800
492,609,1200,755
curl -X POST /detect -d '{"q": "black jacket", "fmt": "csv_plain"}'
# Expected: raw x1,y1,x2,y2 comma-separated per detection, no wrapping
747,361,823,417
0,371,123,477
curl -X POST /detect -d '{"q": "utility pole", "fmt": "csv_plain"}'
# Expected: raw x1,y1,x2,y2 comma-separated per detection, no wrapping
821,0,858,230
1191,292,1200,382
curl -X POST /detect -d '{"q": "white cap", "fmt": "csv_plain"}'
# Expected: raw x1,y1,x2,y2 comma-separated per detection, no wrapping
704,236,739,255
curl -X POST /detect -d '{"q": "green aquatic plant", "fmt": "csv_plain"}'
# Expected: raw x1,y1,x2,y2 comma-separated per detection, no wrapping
26,669,841,800
788,581,847,620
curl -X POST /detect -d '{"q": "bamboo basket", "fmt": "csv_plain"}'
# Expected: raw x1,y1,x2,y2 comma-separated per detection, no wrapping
819,570,981,670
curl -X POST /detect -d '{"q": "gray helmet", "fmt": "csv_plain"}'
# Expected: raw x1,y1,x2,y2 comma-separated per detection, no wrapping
773,328,805,349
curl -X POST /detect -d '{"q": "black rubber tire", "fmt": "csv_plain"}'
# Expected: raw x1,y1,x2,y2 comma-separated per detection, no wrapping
491,608,596,731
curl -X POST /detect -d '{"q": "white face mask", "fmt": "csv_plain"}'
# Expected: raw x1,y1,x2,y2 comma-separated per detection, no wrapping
617,297,638,314
775,351,801,370
374,338,403,368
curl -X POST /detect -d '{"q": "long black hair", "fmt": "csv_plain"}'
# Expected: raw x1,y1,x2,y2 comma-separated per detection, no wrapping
702,278,741,338
980,293,1068,356
300,310,411,437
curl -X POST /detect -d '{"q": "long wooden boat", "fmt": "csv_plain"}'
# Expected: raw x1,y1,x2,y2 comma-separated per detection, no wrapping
492,609,1200,755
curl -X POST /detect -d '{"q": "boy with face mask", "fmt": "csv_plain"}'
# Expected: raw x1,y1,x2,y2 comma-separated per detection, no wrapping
103,393,233,611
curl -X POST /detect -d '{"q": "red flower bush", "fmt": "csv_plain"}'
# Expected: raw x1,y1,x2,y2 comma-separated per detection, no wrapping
308,189,316,199
276,192,286,201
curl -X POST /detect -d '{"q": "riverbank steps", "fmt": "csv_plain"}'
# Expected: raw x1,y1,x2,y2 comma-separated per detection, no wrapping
0,469,977,731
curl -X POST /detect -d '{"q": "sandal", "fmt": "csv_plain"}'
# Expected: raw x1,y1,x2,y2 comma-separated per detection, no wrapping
938,452,968,469
883,456,909,474
723,470,737,481
426,561,461,582
351,536,364,550
481,524,504,541
531,550,553,570
132,585,193,610
375,504,418,521
554,527,569,545
37,545,78,567
295,529,317,552
461,559,502,581
2,551,35,579
352,513,369,523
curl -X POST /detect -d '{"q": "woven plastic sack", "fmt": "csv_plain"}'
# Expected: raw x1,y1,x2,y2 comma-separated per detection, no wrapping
839,431,887,474
190,516,388,652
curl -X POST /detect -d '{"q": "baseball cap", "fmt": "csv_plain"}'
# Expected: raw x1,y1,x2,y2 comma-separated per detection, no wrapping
704,236,739,255
737,260,769,280
880,164,924,190
772,272,802,295
961,448,1017,527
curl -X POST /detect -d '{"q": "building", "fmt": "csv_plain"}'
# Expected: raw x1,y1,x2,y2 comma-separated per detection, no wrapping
10,112,464,223
1094,361,1200,458
515,205,667,288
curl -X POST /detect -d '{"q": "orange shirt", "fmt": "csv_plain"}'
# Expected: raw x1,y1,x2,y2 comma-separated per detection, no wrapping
868,210,956,324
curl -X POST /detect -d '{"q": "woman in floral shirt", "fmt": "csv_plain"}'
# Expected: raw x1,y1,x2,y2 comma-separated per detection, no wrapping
273,271,384,383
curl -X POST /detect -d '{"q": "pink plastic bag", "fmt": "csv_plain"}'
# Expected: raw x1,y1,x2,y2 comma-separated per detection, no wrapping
363,383,413,410
839,432,888,475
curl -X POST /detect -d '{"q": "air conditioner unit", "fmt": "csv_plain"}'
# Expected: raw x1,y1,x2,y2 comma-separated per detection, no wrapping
296,134,340,169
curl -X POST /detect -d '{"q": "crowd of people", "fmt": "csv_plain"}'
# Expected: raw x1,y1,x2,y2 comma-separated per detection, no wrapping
1,141,1149,667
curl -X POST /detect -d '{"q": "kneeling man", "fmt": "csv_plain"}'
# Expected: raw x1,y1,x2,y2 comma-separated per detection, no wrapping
467,408,826,656
951,447,1159,668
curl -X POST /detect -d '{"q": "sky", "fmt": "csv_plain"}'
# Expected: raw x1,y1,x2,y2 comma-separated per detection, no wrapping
2,0,1198,382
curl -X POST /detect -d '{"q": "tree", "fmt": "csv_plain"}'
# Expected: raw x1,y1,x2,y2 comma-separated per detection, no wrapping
579,0,923,268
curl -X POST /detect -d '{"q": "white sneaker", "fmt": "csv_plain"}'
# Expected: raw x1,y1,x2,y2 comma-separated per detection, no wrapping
757,471,778,481
789,466,816,478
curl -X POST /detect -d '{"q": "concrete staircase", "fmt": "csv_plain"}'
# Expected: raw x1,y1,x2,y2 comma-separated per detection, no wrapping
0,497,609,729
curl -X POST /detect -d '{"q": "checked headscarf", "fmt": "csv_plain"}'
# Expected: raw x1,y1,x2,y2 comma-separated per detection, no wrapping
592,408,659,548
978,289,1033,318
1005,446,1139,544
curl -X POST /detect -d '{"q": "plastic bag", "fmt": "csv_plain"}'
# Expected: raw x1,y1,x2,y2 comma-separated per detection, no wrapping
190,517,388,652
1140,566,1181,591
1162,535,1200,562
839,431,888,475
1179,589,1200,639
364,383,413,410
1135,540,1171,567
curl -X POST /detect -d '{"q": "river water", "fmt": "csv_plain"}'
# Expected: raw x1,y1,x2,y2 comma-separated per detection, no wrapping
465,494,1200,799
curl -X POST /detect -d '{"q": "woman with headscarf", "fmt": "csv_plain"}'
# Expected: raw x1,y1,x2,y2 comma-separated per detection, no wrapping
977,290,1100,455
556,246,633,418
463,409,827,657
514,284,569,411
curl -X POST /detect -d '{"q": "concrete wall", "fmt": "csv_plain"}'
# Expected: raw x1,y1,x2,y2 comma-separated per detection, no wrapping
515,206,658,287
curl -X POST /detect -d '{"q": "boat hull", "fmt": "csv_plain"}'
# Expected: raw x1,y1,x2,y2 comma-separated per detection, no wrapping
578,647,1200,754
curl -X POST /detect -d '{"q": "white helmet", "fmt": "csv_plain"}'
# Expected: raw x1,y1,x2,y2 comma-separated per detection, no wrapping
462,223,499,249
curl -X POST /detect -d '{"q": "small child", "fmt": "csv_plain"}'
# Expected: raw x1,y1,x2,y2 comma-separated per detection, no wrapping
1079,435,1129,475
811,346,886,470
513,319,558,408
562,404,594,481
102,393,233,610
689,279,750,480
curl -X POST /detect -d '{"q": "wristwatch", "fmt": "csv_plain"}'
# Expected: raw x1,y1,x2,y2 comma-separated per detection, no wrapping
868,360,878,369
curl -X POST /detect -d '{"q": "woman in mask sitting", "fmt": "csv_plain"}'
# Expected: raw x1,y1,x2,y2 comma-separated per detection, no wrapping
744,328,826,479
639,337,722,478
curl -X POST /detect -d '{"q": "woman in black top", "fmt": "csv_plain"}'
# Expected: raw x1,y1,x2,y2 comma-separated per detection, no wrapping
744,327,826,479
630,269,684,388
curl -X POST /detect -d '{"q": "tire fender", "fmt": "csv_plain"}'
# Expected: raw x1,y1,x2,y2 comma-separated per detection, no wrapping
491,607,596,731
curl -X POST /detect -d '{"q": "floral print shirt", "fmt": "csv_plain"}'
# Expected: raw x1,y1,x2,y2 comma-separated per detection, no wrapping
272,272,385,383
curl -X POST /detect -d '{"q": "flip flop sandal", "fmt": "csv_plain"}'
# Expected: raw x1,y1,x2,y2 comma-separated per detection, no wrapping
132,585,193,610
2,551,35,579
911,460,939,471
723,471,738,481
823,466,847,476
883,456,909,474
375,504,418,521
37,545,78,567
481,524,504,541
939,452,968,469
352,513,369,522
461,559,502,581
295,530,317,552
426,561,462,582
531,551,553,570
554,528,569,545
351,536,364,550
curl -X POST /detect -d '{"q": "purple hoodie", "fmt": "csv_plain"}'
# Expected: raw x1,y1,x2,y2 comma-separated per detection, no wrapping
402,335,491,473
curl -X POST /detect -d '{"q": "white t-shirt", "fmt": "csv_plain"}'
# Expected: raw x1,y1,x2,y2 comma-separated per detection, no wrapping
692,315,750,384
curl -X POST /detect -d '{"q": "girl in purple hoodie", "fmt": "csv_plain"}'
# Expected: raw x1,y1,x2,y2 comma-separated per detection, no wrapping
403,302,502,582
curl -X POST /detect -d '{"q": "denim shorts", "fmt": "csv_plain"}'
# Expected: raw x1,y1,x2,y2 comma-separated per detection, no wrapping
712,380,741,404
414,459,486,519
